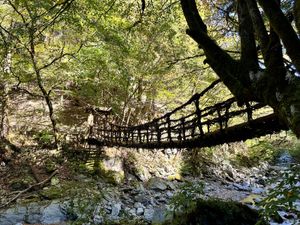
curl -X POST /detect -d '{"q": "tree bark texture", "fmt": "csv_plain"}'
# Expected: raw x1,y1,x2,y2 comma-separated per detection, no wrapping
0,83,9,138
295,0,300,33
180,0,300,137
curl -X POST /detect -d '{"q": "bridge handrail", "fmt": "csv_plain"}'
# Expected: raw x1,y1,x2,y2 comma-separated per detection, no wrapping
88,79,279,148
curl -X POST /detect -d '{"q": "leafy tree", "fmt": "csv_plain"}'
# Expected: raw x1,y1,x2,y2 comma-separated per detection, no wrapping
0,0,79,147
66,0,213,125
179,0,300,137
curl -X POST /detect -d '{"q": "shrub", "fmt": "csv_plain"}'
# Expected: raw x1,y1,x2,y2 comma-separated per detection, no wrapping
33,130,55,147
258,165,300,223
169,181,205,214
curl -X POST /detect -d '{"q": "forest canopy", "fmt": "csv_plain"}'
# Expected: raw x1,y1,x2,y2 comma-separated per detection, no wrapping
0,0,300,144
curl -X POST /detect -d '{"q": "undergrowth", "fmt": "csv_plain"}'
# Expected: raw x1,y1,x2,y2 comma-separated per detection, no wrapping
258,165,300,224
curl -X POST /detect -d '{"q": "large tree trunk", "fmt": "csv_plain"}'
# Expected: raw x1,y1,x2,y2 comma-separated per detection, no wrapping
180,0,300,137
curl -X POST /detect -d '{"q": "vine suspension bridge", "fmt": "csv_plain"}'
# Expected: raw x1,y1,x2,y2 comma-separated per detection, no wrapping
87,80,288,149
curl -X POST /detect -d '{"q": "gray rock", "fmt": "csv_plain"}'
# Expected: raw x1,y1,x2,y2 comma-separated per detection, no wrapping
134,194,152,206
252,167,260,174
25,202,45,224
277,151,293,165
41,202,66,224
158,197,167,203
110,203,121,218
166,191,174,198
103,192,114,202
252,187,264,194
233,183,251,192
136,167,151,182
93,215,103,224
144,208,155,221
147,178,168,191
167,182,177,190
138,183,145,192
134,202,144,209
225,168,235,179
136,207,144,216
128,208,136,216
0,206,27,225
121,195,134,204
126,173,137,182
105,207,112,214
154,192,162,198
103,157,123,173
152,207,167,223
105,205,112,211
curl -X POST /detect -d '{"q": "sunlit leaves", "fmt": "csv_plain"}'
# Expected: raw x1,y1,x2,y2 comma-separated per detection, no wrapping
0,0,226,125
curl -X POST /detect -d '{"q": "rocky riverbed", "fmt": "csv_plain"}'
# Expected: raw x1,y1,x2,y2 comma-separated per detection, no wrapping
0,147,299,225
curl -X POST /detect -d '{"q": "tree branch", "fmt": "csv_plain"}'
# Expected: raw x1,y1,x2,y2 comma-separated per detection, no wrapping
38,43,82,72
167,53,205,67
7,0,28,25
41,0,74,32
246,0,269,62
0,170,58,209
180,0,253,103
237,0,258,72
258,0,300,72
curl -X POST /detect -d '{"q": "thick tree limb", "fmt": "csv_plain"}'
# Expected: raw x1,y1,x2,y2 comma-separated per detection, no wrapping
246,0,269,62
237,0,258,73
180,0,207,33
265,27,285,75
180,0,253,103
258,0,300,72
262,0,286,88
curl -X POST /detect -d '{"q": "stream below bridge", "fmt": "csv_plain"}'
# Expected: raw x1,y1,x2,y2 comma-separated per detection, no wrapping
0,150,299,225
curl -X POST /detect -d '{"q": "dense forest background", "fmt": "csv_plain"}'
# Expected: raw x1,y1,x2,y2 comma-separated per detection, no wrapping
0,0,247,148
0,1,300,224
1,0,300,148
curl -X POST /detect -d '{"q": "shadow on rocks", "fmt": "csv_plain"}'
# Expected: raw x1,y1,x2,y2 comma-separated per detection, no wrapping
164,199,267,225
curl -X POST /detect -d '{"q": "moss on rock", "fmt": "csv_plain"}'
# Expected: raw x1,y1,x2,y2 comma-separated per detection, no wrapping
9,176,35,191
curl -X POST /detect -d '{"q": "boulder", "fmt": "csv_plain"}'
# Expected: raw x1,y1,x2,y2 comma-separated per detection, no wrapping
147,177,168,191
41,202,66,224
144,207,155,221
110,202,122,218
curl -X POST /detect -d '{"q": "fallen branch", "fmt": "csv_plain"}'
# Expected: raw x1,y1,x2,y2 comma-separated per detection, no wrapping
0,170,58,209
